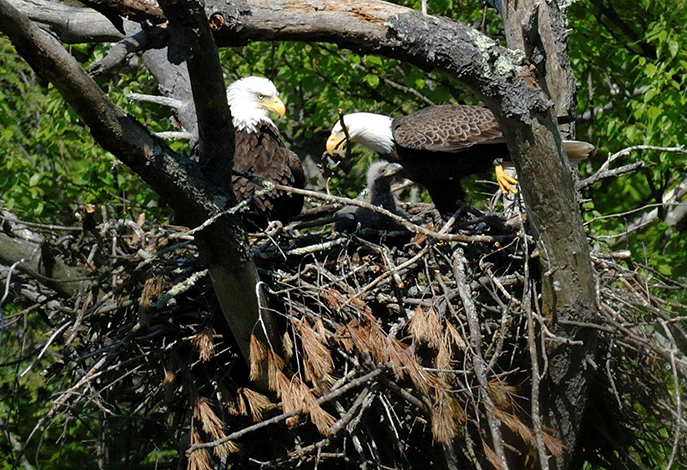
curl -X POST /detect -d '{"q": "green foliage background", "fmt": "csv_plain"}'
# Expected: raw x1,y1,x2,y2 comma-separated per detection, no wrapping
1,0,685,468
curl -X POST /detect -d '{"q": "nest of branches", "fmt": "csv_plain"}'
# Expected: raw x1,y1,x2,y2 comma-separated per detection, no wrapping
1,197,685,470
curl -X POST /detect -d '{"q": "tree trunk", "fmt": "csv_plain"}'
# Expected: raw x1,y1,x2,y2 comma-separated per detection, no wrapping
500,2,597,469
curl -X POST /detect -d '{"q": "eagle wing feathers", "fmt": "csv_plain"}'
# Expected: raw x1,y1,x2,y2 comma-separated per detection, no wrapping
391,105,505,152
232,122,304,223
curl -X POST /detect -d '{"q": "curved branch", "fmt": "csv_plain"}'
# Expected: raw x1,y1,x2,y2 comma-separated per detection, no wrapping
0,232,89,298
11,0,132,42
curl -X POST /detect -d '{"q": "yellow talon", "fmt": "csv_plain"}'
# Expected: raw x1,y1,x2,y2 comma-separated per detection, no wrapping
495,164,519,195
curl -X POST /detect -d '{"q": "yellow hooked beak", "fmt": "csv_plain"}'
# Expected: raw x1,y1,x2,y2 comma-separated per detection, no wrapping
326,133,347,157
263,96,286,118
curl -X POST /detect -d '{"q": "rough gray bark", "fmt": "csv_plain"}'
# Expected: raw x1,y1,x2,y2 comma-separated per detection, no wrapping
11,0,133,42
500,2,597,469
155,0,282,372
500,0,578,137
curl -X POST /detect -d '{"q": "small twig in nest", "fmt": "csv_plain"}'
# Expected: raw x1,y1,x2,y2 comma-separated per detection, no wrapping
337,108,352,159
233,169,512,244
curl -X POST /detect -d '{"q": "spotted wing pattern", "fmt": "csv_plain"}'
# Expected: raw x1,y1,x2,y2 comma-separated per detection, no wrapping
391,105,505,152
232,122,305,223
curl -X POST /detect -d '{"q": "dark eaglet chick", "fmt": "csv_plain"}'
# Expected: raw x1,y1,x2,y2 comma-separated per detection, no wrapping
334,161,410,235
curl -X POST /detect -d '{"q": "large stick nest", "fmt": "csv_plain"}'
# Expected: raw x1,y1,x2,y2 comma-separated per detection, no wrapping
1,199,685,470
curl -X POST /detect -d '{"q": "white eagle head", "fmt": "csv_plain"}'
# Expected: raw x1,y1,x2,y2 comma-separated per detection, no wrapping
327,113,395,157
226,76,286,132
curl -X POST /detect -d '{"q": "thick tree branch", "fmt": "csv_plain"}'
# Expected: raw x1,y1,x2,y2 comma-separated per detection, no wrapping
157,0,234,186
9,0,550,119
90,25,168,76
156,0,282,372
207,0,550,119
11,0,132,42
0,232,90,298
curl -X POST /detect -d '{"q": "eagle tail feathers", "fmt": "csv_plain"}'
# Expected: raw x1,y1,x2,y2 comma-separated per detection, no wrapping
563,140,594,161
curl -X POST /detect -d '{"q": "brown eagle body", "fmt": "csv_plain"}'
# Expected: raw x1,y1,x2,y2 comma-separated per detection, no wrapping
327,104,593,215
232,122,305,225
390,105,506,213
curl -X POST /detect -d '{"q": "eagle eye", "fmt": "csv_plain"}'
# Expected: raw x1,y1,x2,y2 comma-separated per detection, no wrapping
256,93,266,100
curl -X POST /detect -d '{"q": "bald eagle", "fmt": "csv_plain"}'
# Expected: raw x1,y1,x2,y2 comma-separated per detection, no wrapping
326,105,593,214
227,77,304,225
334,161,409,234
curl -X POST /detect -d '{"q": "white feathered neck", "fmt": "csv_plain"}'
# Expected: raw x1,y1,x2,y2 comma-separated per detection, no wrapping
336,113,395,155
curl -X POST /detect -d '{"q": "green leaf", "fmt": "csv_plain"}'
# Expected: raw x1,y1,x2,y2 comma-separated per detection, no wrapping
364,74,380,87
644,63,658,77
657,263,672,276
647,105,662,120
644,87,657,102
29,174,41,187
669,40,679,57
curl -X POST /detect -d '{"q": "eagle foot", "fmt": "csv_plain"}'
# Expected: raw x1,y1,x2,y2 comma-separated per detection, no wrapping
495,164,519,195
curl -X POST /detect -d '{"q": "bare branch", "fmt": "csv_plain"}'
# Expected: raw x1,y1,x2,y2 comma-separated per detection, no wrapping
0,232,91,298
235,170,513,244
577,161,645,189
453,248,510,470
10,0,132,42
90,25,168,76
127,92,183,109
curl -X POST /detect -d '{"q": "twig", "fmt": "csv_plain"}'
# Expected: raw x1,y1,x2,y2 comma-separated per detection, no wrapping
283,238,348,257
154,269,208,308
337,108,352,159
20,321,71,377
0,416,35,470
2,253,39,351
0,216,81,232
186,185,275,236
359,245,430,295
452,248,511,470
522,227,550,470
597,145,687,174
660,321,682,470
126,92,183,109
22,356,108,453
155,131,193,140
585,202,686,225
235,170,512,244
577,161,644,189
90,25,168,76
